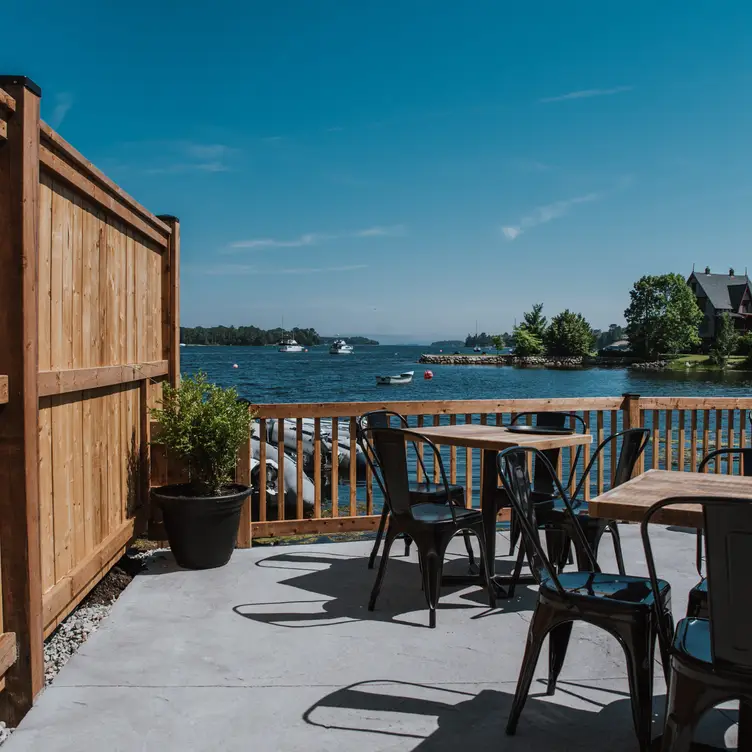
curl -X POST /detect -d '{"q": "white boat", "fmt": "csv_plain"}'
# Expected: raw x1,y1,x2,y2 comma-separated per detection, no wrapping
278,338,304,352
376,370,414,386
329,339,354,355
473,345,482,353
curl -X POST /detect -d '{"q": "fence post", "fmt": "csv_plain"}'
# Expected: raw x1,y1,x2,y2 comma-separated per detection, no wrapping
622,393,644,476
0,75,44,723
236,432,252,548
157,215,180,388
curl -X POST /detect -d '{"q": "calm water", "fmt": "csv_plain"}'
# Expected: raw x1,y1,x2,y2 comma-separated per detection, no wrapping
181,345,752,403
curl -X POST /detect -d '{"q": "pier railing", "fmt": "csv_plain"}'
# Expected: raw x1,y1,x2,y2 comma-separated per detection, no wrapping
152,394,752,543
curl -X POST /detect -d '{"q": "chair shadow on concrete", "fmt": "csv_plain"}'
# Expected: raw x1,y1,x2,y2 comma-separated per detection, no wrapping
302,679,736,750
232,545,538,629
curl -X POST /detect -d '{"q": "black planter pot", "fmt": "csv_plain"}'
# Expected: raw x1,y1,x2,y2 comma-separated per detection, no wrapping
152,483,251,570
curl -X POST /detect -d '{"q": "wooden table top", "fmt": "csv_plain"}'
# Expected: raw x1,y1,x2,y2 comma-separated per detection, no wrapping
589,469,752,528
410,423,592,452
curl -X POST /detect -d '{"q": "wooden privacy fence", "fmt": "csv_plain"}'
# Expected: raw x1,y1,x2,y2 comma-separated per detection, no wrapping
0,76,179,724
234,394,752,540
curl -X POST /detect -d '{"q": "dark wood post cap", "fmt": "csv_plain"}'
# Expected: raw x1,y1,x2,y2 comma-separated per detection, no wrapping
0,76,42,96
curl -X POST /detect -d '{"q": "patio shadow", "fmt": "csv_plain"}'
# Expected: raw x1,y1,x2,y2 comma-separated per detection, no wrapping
233,548,536,629
303,679,735,750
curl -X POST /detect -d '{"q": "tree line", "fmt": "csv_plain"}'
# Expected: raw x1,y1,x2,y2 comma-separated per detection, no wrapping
180,326,321,346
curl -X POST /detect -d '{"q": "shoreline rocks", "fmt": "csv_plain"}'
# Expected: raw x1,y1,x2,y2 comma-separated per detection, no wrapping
418,353,665,370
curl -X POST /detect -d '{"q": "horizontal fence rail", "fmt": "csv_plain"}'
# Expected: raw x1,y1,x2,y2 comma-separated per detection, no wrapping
176,394,752,541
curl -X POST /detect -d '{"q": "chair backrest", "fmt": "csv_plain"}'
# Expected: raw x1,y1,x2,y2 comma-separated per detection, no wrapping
356,410,432,491
573,428,650,499
510,412,586,495
699,447,752,477
497,447,599,591
364,426,455,521
642,496,752,673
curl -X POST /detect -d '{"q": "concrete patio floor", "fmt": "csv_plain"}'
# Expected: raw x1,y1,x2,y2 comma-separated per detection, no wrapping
6,526,741,751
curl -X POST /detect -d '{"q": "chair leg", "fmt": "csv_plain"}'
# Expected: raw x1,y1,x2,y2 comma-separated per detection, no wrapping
421,548,444,629
475,526,496,609
738,700,752,752
545,529,566,574
619,620,656,752
369,526,398,611
660,670,722,752
509,509,520,555
368,505,390,569
608,522,627,576
547,621,573,696
506,542,526,599
462,530,477,571
403,534,412,557
507,602,559,735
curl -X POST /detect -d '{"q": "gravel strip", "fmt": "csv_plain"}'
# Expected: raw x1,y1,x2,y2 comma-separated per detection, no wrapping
0,546,168,747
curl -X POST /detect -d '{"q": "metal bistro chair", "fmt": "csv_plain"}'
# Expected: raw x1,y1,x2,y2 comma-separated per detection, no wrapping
357,410,473,570
507,412,587,555
688,448,752,619
498,446,672,752
642,496,752,752
543,428,650,577
366,425,495,628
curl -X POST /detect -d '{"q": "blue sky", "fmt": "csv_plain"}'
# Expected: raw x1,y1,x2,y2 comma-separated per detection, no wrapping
6,1,752,343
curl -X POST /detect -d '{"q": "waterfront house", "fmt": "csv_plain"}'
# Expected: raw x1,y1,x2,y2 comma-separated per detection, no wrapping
687,266,752,348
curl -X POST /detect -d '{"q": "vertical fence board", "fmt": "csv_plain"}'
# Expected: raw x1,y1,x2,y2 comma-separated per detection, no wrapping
678,411,685,472
314,418,322,518
449,414,457,483
331,418,338,517
349,417,357,516
715,409,723,473
258,419,267,521
464,414,473,507
277,419,285,520
296,418,304,520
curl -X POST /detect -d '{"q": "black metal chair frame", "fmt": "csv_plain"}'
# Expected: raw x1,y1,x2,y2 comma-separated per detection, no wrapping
544,428,650,576
357,410,471,569
641,496,752,751
365,425,495,628
498,446,672,752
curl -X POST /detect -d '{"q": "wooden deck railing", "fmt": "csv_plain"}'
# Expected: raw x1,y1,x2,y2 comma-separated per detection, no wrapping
199,394,751,541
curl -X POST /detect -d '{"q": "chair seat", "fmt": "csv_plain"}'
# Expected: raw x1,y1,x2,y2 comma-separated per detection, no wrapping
673,617,712,664
410,502,481,524
541,571,671,608
409,481,464,504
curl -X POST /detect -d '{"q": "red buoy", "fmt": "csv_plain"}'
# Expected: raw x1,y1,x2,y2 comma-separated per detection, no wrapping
424,370,433,380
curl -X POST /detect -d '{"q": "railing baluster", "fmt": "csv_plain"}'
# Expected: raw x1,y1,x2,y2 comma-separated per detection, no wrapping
314,418,322,519
610,410,618,485
665,409,673,471
715,409,723,473
727,409,735,475
258,418,267,522
690,410,698,472
652,410,660,470
465,413,473,507
702,409,710,471
296,418,304,519
678,410,685,472
331,417,338,516
741,410,748,451
449,414,457,484
433,414,440,483
277,418,285,521
596,411,604,494
479,413,487,486
349,417,357,515
568,411,577,495
416,414,424,483
583,411,591,501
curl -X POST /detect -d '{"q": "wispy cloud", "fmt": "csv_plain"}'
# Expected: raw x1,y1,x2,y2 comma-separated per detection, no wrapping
230,233,329,250
229,225,405,250
539,86,633,103
145,141,237,174
203,263,368,276
501,193,600,241
50,92,73,128
325,126,344,133
351,224,406,238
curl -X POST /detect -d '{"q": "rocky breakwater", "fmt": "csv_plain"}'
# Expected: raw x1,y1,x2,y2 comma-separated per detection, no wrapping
419,354,586,368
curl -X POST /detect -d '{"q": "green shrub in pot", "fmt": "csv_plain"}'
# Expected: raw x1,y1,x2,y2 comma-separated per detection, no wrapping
150,373,256,569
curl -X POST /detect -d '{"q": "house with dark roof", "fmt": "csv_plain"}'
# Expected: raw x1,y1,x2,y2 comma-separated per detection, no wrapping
687,266,752,347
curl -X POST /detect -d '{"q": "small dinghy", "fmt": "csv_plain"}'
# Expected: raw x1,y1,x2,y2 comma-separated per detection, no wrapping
376,370,414,386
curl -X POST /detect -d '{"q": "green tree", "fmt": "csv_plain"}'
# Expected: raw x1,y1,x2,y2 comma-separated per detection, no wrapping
709,312,739,369
545,310,595,356
624,274,703,358
736,331,752,356
520,303,547,340
512,327,544,356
